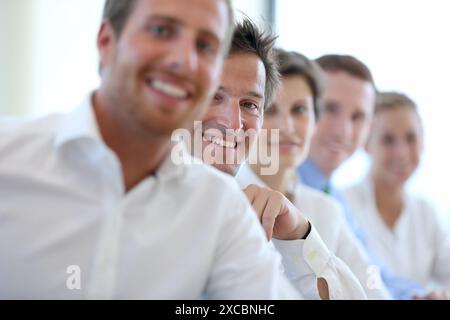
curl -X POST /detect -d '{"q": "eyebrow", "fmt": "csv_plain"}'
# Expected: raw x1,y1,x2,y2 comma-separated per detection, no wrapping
146,15,221,44
353,109,367,116
247,91,264,100
293,98,312,104
218,86,263,100
146,15,180,26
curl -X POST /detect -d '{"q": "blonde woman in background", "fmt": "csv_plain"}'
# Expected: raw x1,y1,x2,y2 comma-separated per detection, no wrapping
344,92,450,299
237,49,391,299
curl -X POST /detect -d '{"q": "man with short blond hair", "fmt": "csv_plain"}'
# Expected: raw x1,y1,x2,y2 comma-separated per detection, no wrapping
300,54,424,299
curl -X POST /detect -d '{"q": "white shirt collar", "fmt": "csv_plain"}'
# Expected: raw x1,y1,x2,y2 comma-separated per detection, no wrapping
156,141,197,182
236,163,267,188
53,93,194,182
53,93,104,150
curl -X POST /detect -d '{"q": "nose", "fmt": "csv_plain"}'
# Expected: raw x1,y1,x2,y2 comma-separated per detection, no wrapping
166,36,198,74
277,112,295,136
330,115,352,142
215,98,244,132
393,140,409,159
226,99,244,132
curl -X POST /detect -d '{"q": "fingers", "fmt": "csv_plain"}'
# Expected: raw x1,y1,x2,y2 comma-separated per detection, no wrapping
414,290,450,300
444,291,450,300
244,184,277,207
243,185,269,220
427,290,450,300
243,185,258,208
441,290,450,300
411,293,422,300
317,278,330,300
261,192,283,240
427,291,439,300
243,184,256,201
243,185,279,240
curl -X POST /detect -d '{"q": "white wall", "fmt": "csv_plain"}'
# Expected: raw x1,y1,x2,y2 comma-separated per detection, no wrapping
232,0,272,27
276,0,450,223
0,0,34,116
0,0,104,117
29,0,104,116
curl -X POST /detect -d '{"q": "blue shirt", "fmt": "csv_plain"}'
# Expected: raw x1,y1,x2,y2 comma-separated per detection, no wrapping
299,158,425,300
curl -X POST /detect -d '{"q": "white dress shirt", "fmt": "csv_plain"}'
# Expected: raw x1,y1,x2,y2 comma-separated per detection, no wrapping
0,95,301,300
0,116,26,127
344,176,450,290
236,165,370,300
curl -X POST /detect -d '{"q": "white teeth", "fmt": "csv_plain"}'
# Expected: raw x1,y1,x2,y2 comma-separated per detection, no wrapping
151,80,188,99
204,135,236,148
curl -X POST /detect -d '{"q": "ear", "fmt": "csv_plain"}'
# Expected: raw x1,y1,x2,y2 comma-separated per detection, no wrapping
97,21,116,72
419,137,425,154
364,136,372,154
364,121,375,153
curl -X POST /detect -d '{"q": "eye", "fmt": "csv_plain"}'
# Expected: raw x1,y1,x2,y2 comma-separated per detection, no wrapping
211,92,224,106
265,104,278,116
322,102,339,116
197,38,215,55
241,101,260,114
406,132,417,144
148,23,174,39
291,104,308,115
382,134,394,145
352,111,366,122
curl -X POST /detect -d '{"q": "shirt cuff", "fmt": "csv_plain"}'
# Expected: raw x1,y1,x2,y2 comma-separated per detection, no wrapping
272,236,311,281
272,236,320,299
302,226,332,275
272,225,332,277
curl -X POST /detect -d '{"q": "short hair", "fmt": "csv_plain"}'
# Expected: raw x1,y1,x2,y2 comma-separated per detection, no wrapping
373,91,423,133
102,0,235,54
376,92,422,126
274,49,325,118
316,54,376,89
229,18,279,110
102,0,138,38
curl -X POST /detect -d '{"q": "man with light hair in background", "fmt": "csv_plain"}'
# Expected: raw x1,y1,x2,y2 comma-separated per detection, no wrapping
196,18,369,299
299,54,425,299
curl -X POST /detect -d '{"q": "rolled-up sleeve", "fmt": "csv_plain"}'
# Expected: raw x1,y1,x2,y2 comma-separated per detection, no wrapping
273,225,367,300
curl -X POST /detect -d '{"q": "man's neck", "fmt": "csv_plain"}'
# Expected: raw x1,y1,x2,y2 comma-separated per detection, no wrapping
310,155,334,180
93,91,171,192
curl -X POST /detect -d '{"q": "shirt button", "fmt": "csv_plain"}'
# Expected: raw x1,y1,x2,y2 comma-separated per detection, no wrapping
307,251,318,261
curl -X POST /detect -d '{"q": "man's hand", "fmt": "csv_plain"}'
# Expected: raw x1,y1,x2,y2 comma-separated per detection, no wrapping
243,184,310,241
413,289,450,300
244,184,330,300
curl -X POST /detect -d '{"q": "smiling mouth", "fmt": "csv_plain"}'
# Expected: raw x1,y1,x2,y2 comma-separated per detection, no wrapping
279,141,300,146
325,141,345,153
147,79,189,99
203,134,237,149
269,139,300,147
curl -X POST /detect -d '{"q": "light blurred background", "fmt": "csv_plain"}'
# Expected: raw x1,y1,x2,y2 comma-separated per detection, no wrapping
1,0,449,225
275,0,450,227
